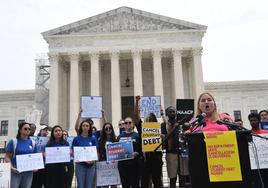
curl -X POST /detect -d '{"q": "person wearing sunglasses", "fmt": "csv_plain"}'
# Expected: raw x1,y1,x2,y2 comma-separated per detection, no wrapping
117,117,141,188
5,122,36,188
98,122,117,188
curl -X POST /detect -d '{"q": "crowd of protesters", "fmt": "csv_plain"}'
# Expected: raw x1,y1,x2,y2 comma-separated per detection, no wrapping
4,92,268,188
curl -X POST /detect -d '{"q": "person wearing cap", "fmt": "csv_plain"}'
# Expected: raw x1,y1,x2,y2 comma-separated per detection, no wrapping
37,125,49,137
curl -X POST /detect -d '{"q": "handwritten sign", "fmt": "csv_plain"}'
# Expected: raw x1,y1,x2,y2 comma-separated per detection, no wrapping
45,146,70,164
204,131,242,182
140,96,161,118
30,136,49,152
0,163,11,188
80,96,102,118
73,146,98,162
16,153,44,172
249,134,268,169
96,161,121,186
106,141,134,162
142,122,162,152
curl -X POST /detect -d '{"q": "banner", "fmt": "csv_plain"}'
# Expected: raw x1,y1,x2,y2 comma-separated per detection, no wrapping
73,146,98,162
80,96,103,118
16,153,44,172
204,131,242,182
142,122,162,152
248,133,268,169
30,136,49,152
45,146,70,164
96,161,121,186
106,141,134,162
140,96,161,118
0,163,11,188
176,99,194,124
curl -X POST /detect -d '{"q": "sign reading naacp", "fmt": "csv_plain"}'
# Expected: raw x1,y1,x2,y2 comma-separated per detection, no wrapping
0,163,11,188
248,134,268,169
142,122,162,152
204,131,242,182
106,141,134,162
140,96,161,118
30,136,49,152
80,96,103,118
176,99,194,124
96,161,121,186
16,153,44,173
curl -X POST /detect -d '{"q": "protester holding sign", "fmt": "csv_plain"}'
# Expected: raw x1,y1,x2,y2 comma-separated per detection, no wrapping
72,119,98,188
4,122,36,188
117,117,141,188
134,96,163,188
98,122,118,188
45,125,70,188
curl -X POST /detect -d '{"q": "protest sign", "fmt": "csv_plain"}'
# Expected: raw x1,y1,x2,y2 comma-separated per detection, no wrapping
30,136,49,152
45,146,70,164
140,96,161,118
80,96,103,118
96,161,121,186
73,146,98,162
142,122,162,152
106,141,133,162
0,163,11,188
16,153,44,172
176,99,194,124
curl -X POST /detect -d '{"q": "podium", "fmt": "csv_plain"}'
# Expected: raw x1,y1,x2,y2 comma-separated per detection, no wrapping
186,130,253,188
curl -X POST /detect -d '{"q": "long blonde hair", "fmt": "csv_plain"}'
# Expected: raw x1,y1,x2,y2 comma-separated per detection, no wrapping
197,92,219,121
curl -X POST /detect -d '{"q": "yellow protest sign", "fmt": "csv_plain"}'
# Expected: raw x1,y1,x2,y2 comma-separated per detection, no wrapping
142,122,162,152
204,131,242,182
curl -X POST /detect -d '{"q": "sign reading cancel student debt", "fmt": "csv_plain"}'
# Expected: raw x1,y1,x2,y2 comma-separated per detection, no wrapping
140,96,161,118
80,96,103,118
142,122,162,152
204,131,242,182
106,141,134,162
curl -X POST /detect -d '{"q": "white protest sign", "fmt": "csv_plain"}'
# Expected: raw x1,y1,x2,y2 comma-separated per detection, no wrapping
96,161,121,186
45,146,70,164
140,96,161,118
0,163,11,188
80,96,103,118
16,153,44,172
249,134,268,169
73,146,98,162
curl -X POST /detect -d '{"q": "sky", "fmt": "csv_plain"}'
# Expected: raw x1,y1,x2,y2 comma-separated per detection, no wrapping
0,0,267,90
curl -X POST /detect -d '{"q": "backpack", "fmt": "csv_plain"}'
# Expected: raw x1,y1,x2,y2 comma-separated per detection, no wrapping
12,138,36,157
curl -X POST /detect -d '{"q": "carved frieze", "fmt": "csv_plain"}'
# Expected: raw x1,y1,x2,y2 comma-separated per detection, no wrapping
55,12,194,35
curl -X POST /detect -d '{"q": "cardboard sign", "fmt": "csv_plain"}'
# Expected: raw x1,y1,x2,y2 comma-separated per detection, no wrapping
176,99,194,124
96,161,121,186
204,131,242,182
0,163,11,188
140,96,161,118
142,122,162,152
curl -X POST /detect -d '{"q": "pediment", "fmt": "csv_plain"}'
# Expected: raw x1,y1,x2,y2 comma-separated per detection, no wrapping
42,7,207,36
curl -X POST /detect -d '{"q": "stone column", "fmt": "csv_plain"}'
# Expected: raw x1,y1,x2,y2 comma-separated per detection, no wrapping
172,49,184,106
192,48,204,100
110,50,121,129
48,53,60,126
90,52,100,95
90,52,101,129
131,49,143,96
152,49,164,108
69,53,80,130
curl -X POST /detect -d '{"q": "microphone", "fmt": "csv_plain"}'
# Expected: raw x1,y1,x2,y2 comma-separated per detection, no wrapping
216,120,245,131
188,113,206,126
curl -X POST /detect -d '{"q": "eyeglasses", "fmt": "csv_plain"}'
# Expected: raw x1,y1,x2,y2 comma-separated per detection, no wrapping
105,127,112,131
124,121,132,125
118,123,124,126
23,127,31,131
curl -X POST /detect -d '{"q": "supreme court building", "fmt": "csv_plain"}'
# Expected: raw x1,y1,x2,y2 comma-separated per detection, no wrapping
42,6,207,131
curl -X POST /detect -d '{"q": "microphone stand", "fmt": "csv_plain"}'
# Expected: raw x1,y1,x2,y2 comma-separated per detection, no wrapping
217,120,268,141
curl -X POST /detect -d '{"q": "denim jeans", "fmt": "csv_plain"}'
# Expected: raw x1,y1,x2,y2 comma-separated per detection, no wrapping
76,163,95,188
11,171,33,188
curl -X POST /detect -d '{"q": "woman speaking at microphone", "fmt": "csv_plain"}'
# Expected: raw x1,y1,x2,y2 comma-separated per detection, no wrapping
190,92,233,132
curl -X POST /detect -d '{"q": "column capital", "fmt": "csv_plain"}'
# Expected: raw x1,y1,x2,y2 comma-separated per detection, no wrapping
131,49,142,58
89,51,100,59
48,53,59,63
152,49,162,59
192,48,203,56
172,48,183,57
109,50,120,59
68,52,80,62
